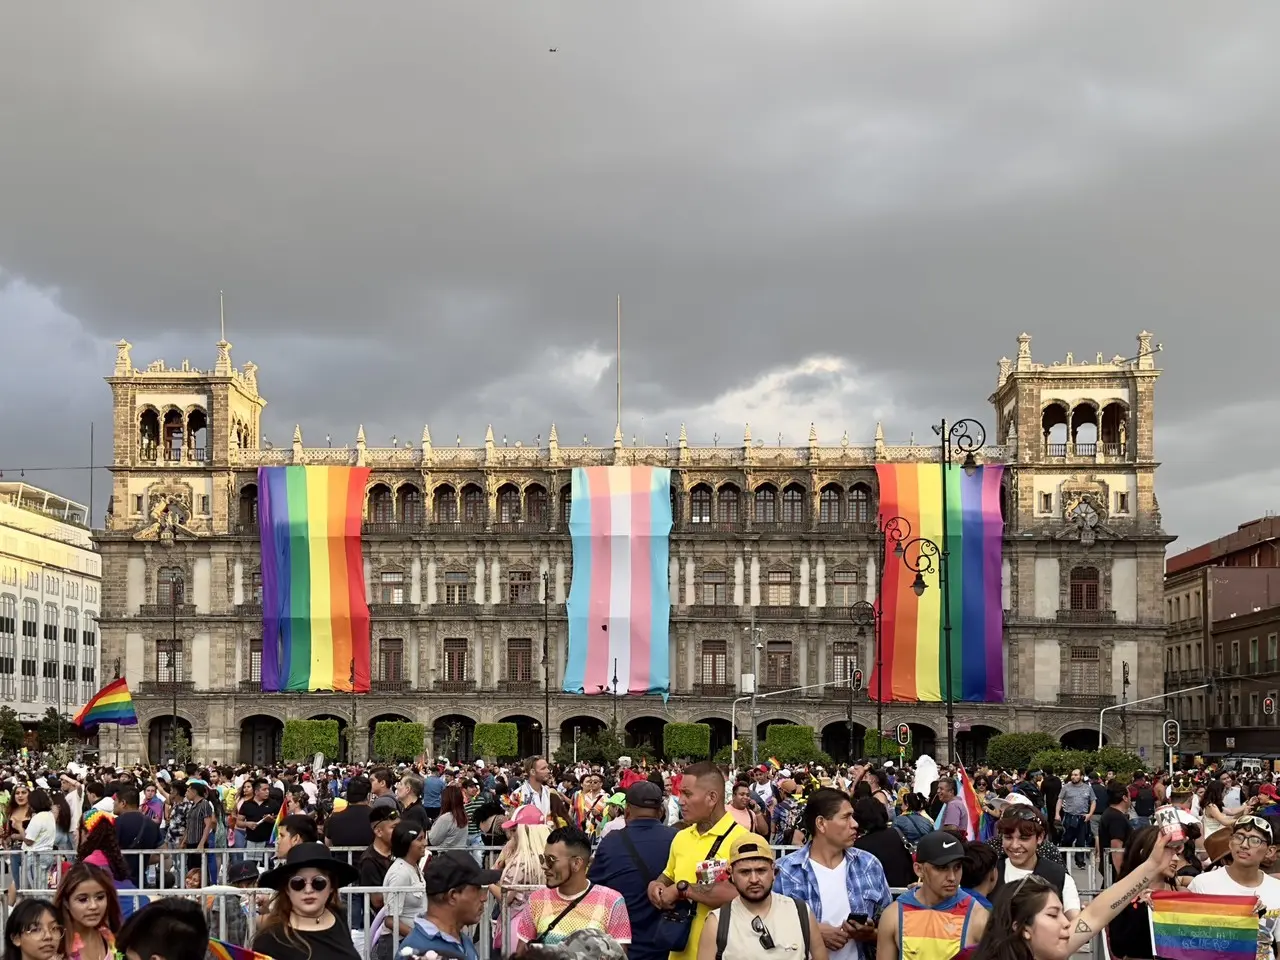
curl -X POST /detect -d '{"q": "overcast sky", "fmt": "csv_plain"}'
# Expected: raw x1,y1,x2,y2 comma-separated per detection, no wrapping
1,2,1277,555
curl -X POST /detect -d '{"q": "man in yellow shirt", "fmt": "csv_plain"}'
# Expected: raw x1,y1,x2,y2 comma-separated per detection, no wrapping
647,761,752,960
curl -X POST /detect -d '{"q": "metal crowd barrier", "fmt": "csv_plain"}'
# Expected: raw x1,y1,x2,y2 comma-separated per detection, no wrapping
0,845,1110,959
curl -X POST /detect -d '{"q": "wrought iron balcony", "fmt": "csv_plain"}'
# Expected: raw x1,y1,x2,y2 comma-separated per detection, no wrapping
684,604,737,619
684,519,744,534
752,521,811,534
435,602,482,617
1056,609,1117,623
692,683,734,698
755,604,798,619
371,679,411,693
499,680,539,694
137,603,196,618
139,680,196,695
369,602,415,617
815,521,879,536
362,521,422,536
237,603,263,619
437,679,476,693
498,603,549,617
430,520,488,534
491,520,551,534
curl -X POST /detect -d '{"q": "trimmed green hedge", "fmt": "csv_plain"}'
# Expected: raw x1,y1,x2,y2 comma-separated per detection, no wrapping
985,732,1060,772
1030,746,1146,780
762,725,833,767
862,730,900,760
664,723,711,760
373,721,425,762
473,722,519,760
281,719,340,762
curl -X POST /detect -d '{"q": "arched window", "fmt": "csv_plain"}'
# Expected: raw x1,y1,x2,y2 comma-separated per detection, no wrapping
1069,566,1099,611
690,485,713,524
162,409,184,461
526,485,548,525
1100,402,1129,456
781,484,806,524
754,485,778,523
157,568,185,606
461,485,486,523
186,408,208,461
1071,404,1098,452
238,483,258,527
1042,403,1069,456
367,484,393,524
398,485,424,524
848,484,873,523
819,486,842,523
433,485,458,523
497,485,521,523
717,485,741,523
560,487,573,525
138,409,160,463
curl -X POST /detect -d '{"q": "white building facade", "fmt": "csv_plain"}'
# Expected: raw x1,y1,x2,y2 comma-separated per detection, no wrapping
0,483,102,727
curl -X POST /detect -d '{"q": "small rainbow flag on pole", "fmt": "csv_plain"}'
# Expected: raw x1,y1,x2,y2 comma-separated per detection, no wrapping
208,939,275,960
267,797,287,844
564,466,672,698
259,466,372,693
871,463,1005,703
1148,891,1259,960
72,678,138,729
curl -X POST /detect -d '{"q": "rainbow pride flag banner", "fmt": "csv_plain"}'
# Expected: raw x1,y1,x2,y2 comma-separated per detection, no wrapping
564,466,672,699
1148,891,1259,960
259,466,372,693
72,678,138,729
871,463,1004,703
208,939,275,960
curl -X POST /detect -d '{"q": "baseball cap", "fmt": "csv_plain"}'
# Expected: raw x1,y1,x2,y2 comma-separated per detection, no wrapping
915,831,967,867
625,781,664,811
423,850,501,895
1258,783,1279,801
502,804,545,829
369,805,400,826
727,834,775,866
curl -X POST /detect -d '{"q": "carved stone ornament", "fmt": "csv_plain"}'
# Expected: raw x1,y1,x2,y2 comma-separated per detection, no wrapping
135,490,198,545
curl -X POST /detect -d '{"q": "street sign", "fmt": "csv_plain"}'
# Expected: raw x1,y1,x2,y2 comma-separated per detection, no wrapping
1226,736,1236,749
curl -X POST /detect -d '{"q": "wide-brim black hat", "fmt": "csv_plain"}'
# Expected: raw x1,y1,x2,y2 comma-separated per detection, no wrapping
258,842,359,890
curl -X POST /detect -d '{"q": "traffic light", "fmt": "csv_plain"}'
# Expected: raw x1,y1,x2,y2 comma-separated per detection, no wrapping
1163,719,1180,748
896,723,911,746
1265,696,1276,717
852,669,864,692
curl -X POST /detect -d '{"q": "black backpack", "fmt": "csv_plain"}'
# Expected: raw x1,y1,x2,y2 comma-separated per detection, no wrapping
715,897,812,960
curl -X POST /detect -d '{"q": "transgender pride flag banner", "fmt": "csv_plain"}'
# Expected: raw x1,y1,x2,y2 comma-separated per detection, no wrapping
564,466,672,699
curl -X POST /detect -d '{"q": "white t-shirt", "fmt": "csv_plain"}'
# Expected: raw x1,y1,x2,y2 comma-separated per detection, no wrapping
517,783,551,815
1002,862,1081,914
811,860,858,960
598,817,626,839
752,782,774,808
1189,868,1280,960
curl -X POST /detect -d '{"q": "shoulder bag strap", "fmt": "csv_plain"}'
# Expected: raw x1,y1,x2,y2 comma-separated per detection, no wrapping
794,897,811,960
705,828,731,860
715,900,732,960
532,886,591,945
619,830,655,884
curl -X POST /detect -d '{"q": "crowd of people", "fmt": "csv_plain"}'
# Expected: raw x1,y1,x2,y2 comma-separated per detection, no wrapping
0,750,1278,960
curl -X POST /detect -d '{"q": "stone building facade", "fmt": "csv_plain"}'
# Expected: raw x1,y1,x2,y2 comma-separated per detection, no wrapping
94,332,1171,765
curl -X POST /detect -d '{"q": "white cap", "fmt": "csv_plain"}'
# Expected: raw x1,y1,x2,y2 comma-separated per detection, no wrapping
1005,792,1034,807
475,760,485,770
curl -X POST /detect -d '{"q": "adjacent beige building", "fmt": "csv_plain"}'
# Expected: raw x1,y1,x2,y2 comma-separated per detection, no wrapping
95,332,1171,765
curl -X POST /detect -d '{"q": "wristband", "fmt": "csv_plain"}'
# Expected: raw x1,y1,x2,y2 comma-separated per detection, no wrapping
676,880,690,899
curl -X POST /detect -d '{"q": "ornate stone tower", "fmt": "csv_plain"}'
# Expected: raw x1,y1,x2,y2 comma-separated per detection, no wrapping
991,332,1170,752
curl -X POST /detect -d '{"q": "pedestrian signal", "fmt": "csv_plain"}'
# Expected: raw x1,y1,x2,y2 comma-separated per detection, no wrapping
852,669,863,692
1264,697,1276,717
896,723,910,746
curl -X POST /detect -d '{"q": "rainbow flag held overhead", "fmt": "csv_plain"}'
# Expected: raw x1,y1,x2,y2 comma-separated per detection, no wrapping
871,463,1004,703
564,466,672,699
208,939,275,960
259,466,372,693
1148,891,1259,960
72,678,138,729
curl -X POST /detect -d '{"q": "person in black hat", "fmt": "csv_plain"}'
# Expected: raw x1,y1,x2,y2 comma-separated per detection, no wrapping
251,843,360,960
398,850,500,960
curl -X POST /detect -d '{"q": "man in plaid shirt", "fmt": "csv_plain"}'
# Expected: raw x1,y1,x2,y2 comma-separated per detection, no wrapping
774,788,889,960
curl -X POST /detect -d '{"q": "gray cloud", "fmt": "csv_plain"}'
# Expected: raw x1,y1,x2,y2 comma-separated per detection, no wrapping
2,1,1279,553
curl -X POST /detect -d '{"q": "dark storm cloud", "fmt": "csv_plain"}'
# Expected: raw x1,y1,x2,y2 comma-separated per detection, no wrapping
1,1,1279,550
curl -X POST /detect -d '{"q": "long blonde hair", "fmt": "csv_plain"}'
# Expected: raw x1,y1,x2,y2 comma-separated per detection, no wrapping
501,823,550,886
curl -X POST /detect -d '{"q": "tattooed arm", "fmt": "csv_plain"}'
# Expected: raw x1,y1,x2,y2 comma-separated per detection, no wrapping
1063,830,1170,955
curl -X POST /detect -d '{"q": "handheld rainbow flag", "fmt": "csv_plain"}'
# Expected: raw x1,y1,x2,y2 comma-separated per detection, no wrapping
563,466,672,698
208,939,275,960
259,466,372,693
1148,891,1259,960
267,798,287,844
72,678,138,729
870,463,1005,703
768,757,782,772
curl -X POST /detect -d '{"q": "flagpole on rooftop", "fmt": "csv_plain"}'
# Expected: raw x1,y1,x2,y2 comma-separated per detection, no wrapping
616,295,622,435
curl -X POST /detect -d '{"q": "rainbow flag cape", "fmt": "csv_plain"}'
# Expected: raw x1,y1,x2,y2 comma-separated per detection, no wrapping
871,463,1004,703
1148,891,1259,960
208,939,275,960
259,466,372,692
72,678,138,729
563,466,672,698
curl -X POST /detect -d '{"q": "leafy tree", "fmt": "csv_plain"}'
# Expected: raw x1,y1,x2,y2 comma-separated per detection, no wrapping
862,730,902,762
36,708,73,750
763,726,833,768
0,706,24,751
281,719,339,761
473,723,518,761
167,727,193,766
984,732,1060,772
553,726,625,767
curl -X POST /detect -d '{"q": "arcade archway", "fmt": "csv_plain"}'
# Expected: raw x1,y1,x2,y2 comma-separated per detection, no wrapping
432,714,476,761
624,717,666,757
239,715,283,766
499,714,544,758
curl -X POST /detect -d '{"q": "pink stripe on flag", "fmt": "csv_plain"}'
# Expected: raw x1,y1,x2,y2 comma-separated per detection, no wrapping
584,469,613,692
629,466,653,694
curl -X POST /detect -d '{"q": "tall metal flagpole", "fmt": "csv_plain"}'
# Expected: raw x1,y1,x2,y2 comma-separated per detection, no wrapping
616,295,622,433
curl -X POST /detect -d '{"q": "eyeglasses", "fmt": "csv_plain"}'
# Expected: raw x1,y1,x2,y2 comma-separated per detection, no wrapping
1231,833,1269,849
288,875,330,893
1234,816,1274,842
22,924,61,939
751,916,775,951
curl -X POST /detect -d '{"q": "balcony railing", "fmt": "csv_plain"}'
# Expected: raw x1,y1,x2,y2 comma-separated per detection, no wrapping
237,603,263,619
815,521,879,535
362,521,422,536
753,521,811,534
238,679,262,692
437,679,476,693
1056,609,1117,623
430,520,488,534
139,680,196,695
369,602,414,617
498,679,539,694
137,603,197,618
759,682,795,694
693,683,734,698
435,602,482,617
822,684,870,700
1057,693,1117,708
685,519,745,534
684,604,737,619
491,520,551,534
498,603,548,617
755,604,798,619
371,678,411,693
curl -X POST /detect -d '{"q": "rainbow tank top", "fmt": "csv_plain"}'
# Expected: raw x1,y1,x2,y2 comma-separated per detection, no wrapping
897,889,977,960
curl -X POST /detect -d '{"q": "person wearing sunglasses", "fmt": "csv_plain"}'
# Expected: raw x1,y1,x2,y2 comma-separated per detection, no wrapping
252,842,360,960
1188,815,1280,955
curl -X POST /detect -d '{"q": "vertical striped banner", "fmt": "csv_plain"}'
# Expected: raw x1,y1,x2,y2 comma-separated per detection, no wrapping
871,463,1004,703
258,466,372,693
563,466,672,699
